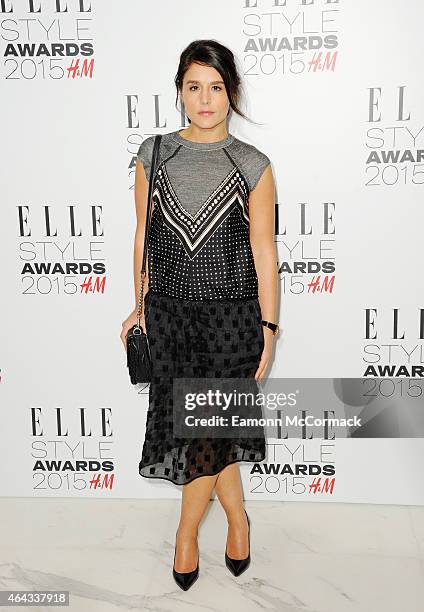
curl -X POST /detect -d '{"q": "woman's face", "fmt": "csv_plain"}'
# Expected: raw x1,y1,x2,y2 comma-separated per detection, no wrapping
179,62,230,128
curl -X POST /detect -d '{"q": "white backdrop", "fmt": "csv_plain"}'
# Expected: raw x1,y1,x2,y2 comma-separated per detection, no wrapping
1,0,424,503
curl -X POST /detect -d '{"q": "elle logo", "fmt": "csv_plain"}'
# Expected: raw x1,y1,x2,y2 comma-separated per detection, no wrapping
30,407,112,437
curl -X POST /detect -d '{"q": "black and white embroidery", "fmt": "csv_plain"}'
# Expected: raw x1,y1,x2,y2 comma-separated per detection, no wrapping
153,162,249,260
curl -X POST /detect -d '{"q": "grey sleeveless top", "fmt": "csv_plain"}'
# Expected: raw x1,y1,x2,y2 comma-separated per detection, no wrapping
136,129,271,300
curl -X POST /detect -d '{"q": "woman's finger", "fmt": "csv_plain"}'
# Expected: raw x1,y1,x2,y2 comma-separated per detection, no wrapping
254,354,267,381
258,357,269,381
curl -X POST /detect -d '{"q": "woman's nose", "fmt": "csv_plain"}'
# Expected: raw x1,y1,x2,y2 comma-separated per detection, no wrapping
200,90,211,104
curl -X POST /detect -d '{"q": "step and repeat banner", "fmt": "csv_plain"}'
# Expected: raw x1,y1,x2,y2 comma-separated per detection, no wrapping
1,1,423,503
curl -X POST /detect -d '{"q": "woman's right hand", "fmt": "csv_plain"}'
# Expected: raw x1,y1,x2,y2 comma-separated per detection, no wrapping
120,307,146,351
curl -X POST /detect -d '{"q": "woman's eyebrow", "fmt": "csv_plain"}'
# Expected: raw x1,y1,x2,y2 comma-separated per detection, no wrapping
186,80,224,85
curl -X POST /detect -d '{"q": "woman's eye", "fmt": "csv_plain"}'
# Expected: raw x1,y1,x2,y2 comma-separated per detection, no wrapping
188,85,222,92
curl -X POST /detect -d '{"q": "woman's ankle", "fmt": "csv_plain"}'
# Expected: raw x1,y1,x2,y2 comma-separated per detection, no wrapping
176,524,199,540
226,506,247,525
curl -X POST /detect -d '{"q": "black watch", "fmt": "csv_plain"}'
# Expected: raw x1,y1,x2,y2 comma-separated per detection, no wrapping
261,320,280,336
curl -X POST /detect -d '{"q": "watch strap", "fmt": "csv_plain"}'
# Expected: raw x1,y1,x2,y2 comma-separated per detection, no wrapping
261,320,279,335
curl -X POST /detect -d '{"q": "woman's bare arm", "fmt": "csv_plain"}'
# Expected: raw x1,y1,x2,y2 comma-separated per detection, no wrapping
133,158,152,308
119,159,152,347
249,164,278,330
249,163,278,380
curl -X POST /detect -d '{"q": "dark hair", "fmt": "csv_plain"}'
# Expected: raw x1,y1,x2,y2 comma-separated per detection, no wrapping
174,39,256,125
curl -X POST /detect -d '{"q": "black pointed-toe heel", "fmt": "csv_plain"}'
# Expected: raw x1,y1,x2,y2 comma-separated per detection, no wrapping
172,540,199,591
225,508,251,577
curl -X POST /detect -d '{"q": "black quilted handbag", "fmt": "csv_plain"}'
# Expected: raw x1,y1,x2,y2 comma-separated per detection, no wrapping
126,134,162,385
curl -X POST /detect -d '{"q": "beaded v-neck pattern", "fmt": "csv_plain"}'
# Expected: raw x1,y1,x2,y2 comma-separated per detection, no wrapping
153,161,249,259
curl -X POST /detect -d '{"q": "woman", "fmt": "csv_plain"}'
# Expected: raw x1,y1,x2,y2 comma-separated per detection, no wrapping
121,39,278,591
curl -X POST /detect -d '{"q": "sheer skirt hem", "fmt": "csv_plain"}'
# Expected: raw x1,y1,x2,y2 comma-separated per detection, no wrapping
138,451,266,487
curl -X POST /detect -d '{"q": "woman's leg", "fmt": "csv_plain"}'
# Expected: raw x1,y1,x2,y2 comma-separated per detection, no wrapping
214,463,249,558
175,473,219,572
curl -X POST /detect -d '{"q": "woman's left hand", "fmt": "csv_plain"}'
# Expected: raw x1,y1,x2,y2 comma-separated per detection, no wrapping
254,327,275,382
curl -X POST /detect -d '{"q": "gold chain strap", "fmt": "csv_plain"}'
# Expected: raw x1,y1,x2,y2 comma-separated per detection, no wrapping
136,270,146,329
136,198,154,328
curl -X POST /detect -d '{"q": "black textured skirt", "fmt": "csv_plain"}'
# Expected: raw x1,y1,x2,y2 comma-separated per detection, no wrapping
138,290,267,485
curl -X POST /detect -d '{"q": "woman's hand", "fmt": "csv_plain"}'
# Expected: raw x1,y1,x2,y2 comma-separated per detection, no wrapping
120,308,146,351
254,327,275,382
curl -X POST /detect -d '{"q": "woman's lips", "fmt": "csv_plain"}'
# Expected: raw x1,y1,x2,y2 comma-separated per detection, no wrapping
198,111,214,116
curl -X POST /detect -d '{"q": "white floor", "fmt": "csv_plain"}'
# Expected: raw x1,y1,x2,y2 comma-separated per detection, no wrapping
0,498,423,611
